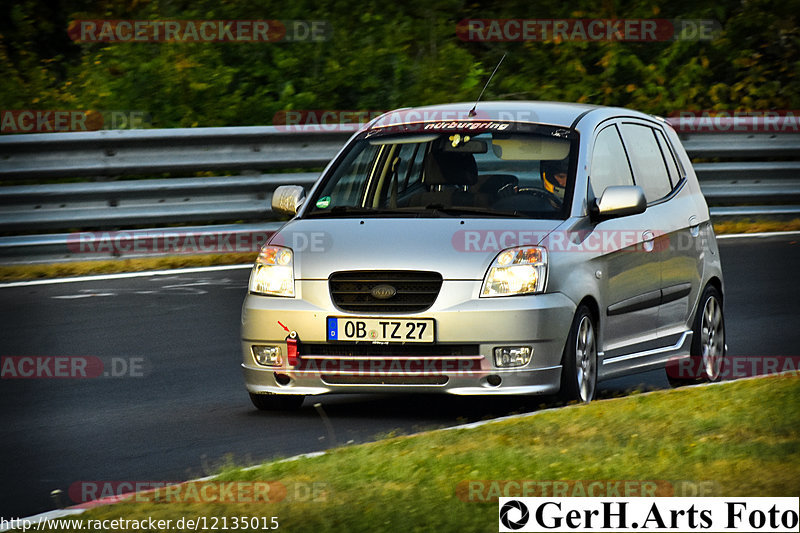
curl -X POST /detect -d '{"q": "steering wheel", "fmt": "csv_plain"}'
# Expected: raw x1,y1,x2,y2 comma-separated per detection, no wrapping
516,187,561,209
517,187,554,201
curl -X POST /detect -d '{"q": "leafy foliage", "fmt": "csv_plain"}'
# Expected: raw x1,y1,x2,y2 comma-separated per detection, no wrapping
1,0,798,128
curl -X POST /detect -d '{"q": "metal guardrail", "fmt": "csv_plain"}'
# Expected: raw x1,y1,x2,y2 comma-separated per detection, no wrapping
0,126,350,179
676,131,800,216
0,125,798,263
0,173,318,232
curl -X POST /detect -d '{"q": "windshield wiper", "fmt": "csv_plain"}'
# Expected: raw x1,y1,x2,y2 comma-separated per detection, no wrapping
304,205,427,218
304,204,525,218
418,204,525,218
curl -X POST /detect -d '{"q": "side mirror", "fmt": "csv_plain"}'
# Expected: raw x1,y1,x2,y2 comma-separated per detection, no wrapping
591,185,646,220
271,185,306,216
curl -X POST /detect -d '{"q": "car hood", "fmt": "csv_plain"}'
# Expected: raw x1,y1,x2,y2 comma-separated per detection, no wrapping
269,218,565,280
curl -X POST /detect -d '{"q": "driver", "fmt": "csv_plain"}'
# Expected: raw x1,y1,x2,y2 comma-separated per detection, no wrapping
541,157,569,206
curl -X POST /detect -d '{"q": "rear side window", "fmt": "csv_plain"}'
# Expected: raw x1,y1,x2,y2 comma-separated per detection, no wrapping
374,141,427,206
589,125,634,198
620,123,673,202
653,129,681,186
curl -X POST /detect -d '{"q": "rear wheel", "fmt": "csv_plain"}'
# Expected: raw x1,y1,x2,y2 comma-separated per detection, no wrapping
559,305,597,403
249,393,305,411
667,284,726,387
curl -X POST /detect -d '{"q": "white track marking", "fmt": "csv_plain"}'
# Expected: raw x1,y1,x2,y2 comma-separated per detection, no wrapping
0,264,252,289
717,230,800,239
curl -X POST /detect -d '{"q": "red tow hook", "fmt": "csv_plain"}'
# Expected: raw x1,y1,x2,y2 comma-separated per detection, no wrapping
278,321,300,366
286,331,300,366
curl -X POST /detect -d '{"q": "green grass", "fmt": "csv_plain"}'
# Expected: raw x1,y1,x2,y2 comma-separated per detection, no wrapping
712,217,800,235
40,374,800,533
2,218,800,283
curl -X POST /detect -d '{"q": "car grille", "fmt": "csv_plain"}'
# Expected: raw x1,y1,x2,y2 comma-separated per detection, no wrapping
329,271,443,313
301,343,479,357
321,375,448,386
297,343,484,383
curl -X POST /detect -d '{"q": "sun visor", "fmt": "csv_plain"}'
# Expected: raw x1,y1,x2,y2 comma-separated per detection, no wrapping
492,135,570,160
442,139,488,153
368,134,438,145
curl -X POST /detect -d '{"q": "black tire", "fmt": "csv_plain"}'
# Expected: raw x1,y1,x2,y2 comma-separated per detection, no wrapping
666,284,726,387
559,305,598,403
249,393,305,411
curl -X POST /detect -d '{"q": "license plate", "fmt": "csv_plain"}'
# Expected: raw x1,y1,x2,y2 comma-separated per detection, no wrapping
327,317,435,343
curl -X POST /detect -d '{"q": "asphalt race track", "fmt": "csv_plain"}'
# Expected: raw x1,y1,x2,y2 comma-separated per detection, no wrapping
1,234,798,518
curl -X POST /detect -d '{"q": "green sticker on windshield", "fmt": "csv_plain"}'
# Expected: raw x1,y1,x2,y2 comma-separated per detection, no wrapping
316,196,331,209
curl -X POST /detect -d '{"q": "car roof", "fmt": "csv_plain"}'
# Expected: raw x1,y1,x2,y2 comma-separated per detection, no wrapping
365,101,604,130
363,101,663,133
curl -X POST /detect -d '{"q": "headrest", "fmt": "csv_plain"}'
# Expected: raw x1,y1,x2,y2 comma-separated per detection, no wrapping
423,150,478,186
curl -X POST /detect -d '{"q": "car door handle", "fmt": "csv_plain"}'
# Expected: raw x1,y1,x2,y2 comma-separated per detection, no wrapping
642,230,655,252
689,215,700,237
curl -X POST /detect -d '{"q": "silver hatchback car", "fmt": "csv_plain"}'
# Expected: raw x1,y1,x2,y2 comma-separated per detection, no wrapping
241,101,725,410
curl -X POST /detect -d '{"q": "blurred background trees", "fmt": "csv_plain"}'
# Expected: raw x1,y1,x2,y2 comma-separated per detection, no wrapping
1,0,797,128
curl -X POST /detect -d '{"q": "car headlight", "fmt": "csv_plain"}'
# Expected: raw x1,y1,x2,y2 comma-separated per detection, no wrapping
481,246,547,297
248,246,294,297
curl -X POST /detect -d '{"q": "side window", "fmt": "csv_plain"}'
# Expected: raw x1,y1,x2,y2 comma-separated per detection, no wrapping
589,125,634,198
327,144,378,206
653,129,681,187
397,142,426,192
374,142,429,207
620,123,672,202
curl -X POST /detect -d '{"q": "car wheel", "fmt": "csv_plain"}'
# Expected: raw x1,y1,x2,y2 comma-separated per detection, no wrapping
559,305,597,403
667,284,726,387
249,393,305,411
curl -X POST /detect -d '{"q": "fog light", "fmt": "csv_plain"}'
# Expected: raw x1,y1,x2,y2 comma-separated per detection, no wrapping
274,373,291,386
252,345,282,366
493,346,532,368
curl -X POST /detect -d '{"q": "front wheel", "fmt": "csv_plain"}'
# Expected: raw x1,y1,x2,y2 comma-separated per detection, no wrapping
249,393,305,411
667,284,726,387
559,305,598,403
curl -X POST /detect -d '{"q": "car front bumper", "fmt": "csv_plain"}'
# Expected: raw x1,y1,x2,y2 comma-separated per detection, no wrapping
241,280,576,396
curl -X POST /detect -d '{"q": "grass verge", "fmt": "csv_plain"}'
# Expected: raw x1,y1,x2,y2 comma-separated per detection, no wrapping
712,217,800,235
41,374,800,532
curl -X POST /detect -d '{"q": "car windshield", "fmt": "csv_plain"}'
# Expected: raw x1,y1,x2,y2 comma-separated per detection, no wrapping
304,128,576,219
